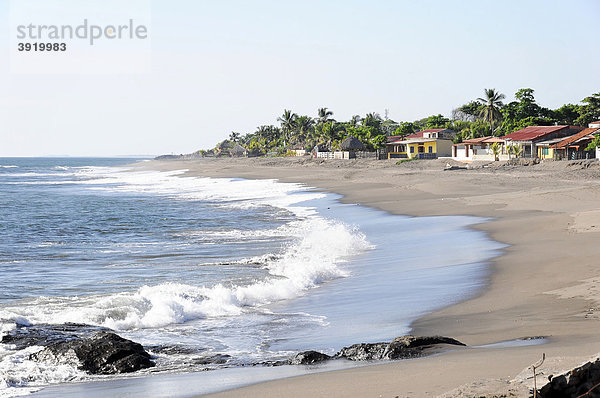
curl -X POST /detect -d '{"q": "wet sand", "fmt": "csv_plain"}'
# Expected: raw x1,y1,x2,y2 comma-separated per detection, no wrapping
138,157,600,397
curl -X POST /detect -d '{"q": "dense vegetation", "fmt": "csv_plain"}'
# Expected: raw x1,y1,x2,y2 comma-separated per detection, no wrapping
205,89,600,156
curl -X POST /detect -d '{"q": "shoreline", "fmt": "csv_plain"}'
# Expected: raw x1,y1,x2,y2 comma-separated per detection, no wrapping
133,157,600,397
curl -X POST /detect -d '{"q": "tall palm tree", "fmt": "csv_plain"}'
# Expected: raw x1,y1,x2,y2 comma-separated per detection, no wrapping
277,109,297,147
228,132,241,143
362,112,382,128
477,88,505,132
317,107,334,124
293,116,314,145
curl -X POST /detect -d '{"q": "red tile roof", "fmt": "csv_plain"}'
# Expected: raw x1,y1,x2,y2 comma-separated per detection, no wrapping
503,125,579,141
404,132,424,139
555,128,599,149
462,136,493,144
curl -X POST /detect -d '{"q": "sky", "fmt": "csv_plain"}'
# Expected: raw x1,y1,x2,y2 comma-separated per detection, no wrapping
1,0,599,157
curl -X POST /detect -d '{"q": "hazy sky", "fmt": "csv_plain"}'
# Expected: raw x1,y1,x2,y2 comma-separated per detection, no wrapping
1,0,599,157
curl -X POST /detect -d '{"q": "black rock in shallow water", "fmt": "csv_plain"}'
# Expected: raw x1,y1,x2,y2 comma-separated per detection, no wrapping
539,357,600,398
336,335,466,361
290,351,331,365
1,323,111,350
30,332,155,374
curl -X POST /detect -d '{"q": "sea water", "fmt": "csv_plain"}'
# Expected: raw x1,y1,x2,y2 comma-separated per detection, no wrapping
0,158,504,397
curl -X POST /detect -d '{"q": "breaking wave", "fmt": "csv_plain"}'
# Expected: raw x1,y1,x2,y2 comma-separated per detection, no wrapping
0,217,370,331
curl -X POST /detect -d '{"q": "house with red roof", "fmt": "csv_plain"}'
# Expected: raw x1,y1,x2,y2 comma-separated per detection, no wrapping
502,125,584,158
552,127,599,160
386,129,456,159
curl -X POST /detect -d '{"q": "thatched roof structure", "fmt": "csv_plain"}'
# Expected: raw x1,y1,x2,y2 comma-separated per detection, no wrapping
230,144,247,157
340,136,365,151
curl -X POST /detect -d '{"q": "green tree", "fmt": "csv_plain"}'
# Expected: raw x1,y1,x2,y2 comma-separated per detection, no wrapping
508,144,522,158
553,104,581,125
277,109,297,147
477,88,505,132
317,107,334,124
228,132,241,143
349,115,361,127
293,116,315,145
393,122,417,137
575,92,600,126
362,113,382,129
490,142,502,161
424,114,450,129
453,101,482,122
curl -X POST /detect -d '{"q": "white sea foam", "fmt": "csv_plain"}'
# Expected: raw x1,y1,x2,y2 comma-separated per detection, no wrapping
0,345,85,398
72,168,325,216
5,167,325,218
0,168,371,330
0,166,18,169
0,165,374,395
0,217,370,331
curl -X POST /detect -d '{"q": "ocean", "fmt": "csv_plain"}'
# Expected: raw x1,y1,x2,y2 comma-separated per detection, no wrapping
0,158,503,397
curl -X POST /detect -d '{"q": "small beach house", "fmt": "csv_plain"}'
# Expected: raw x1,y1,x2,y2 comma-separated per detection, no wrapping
550,126,600,160
502,125,584,158
386,129,456,159
452,136,506,161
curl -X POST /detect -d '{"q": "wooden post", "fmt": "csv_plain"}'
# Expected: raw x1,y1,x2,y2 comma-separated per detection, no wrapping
532,353,545,398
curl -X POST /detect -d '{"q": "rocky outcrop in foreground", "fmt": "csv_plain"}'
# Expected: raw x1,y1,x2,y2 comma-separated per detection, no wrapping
30,331,155,374
292,335,465,365
290,350,332,365
337,335,466,361
2,323,155,374
540,357,600,397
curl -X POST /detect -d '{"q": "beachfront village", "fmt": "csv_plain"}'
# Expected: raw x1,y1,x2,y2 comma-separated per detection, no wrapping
165,88,600,163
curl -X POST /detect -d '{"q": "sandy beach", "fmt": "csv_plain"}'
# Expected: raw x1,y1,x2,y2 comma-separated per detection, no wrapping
137,157,600,397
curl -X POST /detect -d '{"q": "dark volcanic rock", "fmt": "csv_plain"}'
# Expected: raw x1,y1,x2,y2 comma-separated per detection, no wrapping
290,350,331,365
1,323,111,350
336,335,466,361
539,357,600,397
30,332,155,374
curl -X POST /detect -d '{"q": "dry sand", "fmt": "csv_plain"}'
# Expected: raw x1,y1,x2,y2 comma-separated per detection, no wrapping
138,157,600,397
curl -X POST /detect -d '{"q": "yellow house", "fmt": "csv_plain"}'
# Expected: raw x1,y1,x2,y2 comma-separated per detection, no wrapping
535,137,564,160
387,138,453,159
386,128,456,159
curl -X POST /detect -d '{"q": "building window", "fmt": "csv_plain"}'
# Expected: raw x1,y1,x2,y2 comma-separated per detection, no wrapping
428,146,433,153
410,146,415,153
418,146,424,153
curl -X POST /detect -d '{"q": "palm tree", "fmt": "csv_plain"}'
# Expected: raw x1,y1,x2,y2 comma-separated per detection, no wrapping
317,107,334,124
477,88,505,133
277,109,297,147
349,115,361,127
293,116,314,145
362,112,382,128
490,142,502,161
508,144,522,159
228,132,241,143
